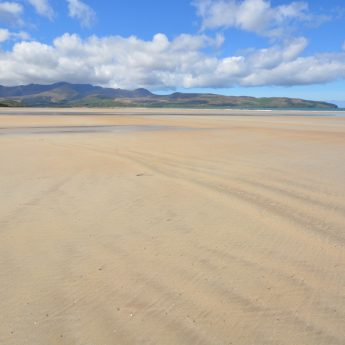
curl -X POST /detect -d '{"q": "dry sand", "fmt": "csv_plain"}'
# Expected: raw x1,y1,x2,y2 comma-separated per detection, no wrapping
1,109,345,345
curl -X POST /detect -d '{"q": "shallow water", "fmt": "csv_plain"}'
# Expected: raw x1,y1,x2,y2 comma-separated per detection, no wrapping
0,124,179,136
1,109,345,117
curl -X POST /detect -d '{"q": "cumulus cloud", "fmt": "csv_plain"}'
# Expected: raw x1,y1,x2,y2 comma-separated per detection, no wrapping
67,0,96,28
28,0,54,20
193,0,325,37
0,32,344,89
0,1,23,26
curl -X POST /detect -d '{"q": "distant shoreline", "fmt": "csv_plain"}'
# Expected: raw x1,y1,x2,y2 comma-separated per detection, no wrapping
1,107,345,117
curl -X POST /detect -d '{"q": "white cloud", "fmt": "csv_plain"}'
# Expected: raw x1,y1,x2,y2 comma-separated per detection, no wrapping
28,0,54,20
0,27,29,42
193,0,323,37
0,1,23,26
0,28,10,42
12,30,29,40
343,41,345,50
66,0,96,28
0,33,344,89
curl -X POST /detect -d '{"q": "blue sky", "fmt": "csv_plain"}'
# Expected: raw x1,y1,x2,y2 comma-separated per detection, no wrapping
0,0,344,104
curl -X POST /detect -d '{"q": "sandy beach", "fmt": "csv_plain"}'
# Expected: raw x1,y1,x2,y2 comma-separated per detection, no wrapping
1,108,345,345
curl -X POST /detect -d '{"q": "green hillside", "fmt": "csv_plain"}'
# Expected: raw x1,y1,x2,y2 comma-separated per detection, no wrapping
0,82,337,109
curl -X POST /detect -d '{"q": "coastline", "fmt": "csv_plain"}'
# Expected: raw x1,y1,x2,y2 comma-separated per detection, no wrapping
1,107,345,117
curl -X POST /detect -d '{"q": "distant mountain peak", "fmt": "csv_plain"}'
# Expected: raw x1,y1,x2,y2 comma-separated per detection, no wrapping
133,88,153,97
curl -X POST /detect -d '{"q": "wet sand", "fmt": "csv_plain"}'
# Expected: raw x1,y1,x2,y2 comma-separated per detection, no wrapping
1,109,345,345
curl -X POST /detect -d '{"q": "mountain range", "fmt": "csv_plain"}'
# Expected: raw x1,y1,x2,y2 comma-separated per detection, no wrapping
0,82,337,109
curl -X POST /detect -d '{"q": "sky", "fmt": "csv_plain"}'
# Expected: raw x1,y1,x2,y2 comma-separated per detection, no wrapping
0,0,344,104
